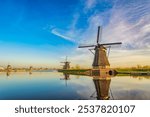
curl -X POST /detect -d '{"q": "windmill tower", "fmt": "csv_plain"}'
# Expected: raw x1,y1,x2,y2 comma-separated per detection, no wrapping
79,26,122,76
60,56,70,70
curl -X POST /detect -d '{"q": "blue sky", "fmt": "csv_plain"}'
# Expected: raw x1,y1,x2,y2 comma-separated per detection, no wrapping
0,0,149,68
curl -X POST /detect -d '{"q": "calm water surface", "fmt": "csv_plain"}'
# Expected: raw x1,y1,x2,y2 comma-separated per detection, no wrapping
0,71,150,100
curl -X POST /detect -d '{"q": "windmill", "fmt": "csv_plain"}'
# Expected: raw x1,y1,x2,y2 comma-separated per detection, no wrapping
29,66,33,75
6,64,12,72
79,26,122,76
60,56,70,70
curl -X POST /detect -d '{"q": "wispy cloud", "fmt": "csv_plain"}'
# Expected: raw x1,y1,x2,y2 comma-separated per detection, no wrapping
50,0,150,67
51,28,76,42
76,0,150,67
83,0,97,12
74,0,150,50
102,1,150,50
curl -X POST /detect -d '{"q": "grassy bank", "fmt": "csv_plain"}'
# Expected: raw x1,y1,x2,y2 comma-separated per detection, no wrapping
116,68,150,72
58,69,91,75
116,67,150,75
58,67,150,76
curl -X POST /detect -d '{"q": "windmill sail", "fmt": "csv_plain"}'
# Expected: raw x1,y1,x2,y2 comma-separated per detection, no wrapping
78,45,95,48
97,26,100,44
101,42,122,46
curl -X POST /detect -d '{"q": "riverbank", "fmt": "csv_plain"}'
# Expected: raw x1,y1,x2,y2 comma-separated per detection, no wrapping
58,68,150,76
57,69,91,75
117,71,150,76
116,67,150,76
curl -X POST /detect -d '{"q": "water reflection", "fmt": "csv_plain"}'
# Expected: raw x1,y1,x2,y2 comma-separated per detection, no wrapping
60,73,70,86
0,71,150,100
29,71,32,75
93,76,111,100
6,72,11,77
132,75,150,80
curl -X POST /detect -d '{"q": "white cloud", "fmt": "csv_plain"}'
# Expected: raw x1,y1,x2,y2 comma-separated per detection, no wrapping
84,0,97,11
74,0,150,50
73,0,150,67
102,11,150,50
51,28,75,42
51,0,150,67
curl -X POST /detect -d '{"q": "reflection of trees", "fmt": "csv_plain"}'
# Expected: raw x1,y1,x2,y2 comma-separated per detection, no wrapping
132,75,150,80
76,75,80,79
92,76,111,100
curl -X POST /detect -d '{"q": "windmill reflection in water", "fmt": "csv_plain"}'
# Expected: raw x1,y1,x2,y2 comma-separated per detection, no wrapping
91,74,113,100
60,72,114,100
60,73,70,87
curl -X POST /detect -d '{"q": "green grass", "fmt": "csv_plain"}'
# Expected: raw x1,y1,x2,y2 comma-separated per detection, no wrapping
116,68,150,76
58,69,90,75
116,66,150,72
58,69,89,72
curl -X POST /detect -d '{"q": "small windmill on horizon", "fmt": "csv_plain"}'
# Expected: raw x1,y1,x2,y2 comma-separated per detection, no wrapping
60,56,70,70
78,26,122,76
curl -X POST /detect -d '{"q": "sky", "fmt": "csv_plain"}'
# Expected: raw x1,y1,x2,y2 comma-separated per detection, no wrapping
0,0,149,68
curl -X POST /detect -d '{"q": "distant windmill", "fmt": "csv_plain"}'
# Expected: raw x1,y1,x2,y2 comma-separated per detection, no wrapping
79,26,122,75
7,64,12,72
29,66,33,74
29,66,33,71
60,56,70,70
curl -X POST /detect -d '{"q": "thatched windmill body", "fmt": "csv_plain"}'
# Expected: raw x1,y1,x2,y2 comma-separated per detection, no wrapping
60,56,70,70
79,26,122,76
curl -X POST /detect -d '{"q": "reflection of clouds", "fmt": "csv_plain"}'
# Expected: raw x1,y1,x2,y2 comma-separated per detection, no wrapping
112,76,150,90
111,76,150,99
68,76,95,99
0,72,62,85
0,72,150,99
112,89,150,100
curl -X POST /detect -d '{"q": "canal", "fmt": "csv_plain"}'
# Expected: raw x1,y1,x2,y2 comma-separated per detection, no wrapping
0,71,150,100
